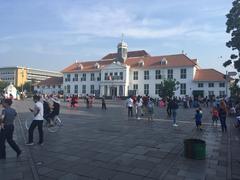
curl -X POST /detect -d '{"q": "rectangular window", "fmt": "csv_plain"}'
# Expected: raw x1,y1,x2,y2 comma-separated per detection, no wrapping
144,71,149,80
155,70,161,79
73,74,78,81
155,84,161,95
97,73,101,81
219,91,225,97
208,91,214,96
208,83,214,87
120,72,123,80
53,85,55,88
90,73,95,81
82,73,86,81
167,69,173,79
133,84,138,90
82,85,86,94
66,74,71,82
114,72,118,80
90,85,94,94
74,85,78,94
67,85,70,93
198,83,204,88
144,84,149,95
219,82,225,87
180,69,187,79
180,83,186,95
104,73,108,80
133,71,138,80
58,85,61,89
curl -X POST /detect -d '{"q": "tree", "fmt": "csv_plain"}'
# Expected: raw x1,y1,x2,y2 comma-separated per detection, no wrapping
16,81,33,93
159,79,179,98
224,0,240,72
229,79,240,97
0,81,8,93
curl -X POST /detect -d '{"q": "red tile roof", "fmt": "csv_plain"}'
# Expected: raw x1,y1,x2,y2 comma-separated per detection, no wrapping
62,53,197,73
194,69,228,81
125,54,197,69
37,77,63,86
101,50,150,60
62,60,114,73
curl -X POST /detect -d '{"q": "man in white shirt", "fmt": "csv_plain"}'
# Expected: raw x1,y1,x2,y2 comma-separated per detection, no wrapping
126,96,133,117
26,95,44,146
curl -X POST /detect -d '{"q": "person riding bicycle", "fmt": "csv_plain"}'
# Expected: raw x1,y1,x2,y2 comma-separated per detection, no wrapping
49,98,60,124
43,98,51,124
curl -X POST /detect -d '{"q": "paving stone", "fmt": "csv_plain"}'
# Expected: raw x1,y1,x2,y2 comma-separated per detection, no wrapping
112,172,144,180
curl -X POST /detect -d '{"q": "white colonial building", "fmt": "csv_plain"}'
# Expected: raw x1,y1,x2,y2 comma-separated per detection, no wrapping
34,77,63,95
62,41,231,98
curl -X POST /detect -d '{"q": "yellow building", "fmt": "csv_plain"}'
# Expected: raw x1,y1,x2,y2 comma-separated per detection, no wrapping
0,66,62,87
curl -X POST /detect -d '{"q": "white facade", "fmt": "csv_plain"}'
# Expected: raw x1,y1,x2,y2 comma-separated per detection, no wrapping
4,83,18,99
62,42,231,98
34,84,63,95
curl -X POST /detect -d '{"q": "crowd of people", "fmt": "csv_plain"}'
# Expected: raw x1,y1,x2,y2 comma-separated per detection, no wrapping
126,94,240,132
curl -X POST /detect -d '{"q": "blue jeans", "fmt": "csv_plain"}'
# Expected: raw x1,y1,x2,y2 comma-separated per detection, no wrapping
172,110,177,124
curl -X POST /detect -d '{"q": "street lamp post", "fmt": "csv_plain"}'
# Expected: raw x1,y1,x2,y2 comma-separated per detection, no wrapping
21,68,24,98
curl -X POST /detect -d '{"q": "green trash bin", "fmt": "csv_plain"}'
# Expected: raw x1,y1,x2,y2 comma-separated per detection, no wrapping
184,139,206,160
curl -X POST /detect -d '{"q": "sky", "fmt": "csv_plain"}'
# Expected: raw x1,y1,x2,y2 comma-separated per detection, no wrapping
0,0,235,73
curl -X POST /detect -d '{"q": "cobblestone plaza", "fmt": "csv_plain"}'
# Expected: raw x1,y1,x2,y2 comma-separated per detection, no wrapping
0,99,239,180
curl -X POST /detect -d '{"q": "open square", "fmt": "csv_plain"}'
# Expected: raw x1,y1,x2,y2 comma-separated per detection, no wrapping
0,99,239,180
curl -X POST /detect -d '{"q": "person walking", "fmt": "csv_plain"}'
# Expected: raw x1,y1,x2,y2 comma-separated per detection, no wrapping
218,100,228,132
26,95,44,145
171,98,179,126
195,108,203,130
135,95,143,119
0,99,22,159
211,106,219,126
166,97,172,117
126,96,133,117
147,98,154,121
101,95,107,110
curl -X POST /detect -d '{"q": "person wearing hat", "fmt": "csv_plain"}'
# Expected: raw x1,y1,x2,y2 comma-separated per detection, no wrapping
26,95,44,146
0,98,21,159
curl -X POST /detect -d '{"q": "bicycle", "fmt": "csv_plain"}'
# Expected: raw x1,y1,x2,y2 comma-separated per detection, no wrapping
25,116,63,133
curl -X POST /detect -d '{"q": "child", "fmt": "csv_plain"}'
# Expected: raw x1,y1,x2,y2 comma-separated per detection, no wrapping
195,109,203,130
211,107,219,126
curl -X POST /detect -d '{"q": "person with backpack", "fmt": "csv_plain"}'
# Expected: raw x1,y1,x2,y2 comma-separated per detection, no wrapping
0,99,22,159
171,98,179,127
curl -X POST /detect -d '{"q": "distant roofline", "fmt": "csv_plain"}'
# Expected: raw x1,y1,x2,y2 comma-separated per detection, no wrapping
0,66,62,74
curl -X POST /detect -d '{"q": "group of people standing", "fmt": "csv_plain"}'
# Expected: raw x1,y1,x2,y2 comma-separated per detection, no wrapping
126,95,154,121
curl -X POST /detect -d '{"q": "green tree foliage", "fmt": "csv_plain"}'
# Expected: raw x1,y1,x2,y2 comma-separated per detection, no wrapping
224,0,240,72
16,81,33,93
159,79,179,98
0,81,8,93
230,79,240,97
